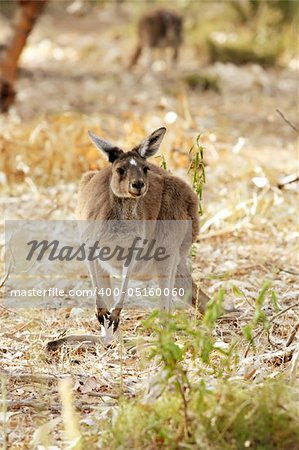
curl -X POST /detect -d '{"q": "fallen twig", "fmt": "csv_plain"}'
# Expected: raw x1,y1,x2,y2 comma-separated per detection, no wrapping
0,261,12,289
0,370,58,384
3,319,35,337
0,399,100,412
0,370,120,402
278,267,299,276
243,343,297,365
290,347,299,380
0,304,20,316
269,302,299,324
0,399,56,411
276,109,299,134
198,228,240,241
278,173,299,189
47,334,105,351
84,391,119,400
286,321,299,347
245,302,299,357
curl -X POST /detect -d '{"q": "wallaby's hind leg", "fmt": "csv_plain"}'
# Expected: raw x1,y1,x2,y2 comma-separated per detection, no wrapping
158,256,179,312
129,44,142,69
172,44,179,65
175,260,209,313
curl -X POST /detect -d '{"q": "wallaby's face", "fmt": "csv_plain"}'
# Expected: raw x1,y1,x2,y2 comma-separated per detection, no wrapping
111,153,149,198
88,127,166,199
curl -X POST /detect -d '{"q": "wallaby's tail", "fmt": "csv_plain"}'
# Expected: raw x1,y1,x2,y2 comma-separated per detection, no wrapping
175,261,209,313
191,282,210,314
129,44,142,69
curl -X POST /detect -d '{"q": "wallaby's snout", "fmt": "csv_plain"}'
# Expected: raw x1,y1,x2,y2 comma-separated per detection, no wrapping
130,179,146,197
112,156,149,198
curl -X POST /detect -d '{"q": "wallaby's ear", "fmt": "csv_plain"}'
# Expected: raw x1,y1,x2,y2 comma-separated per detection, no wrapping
138,127,166,159
88,130,123,163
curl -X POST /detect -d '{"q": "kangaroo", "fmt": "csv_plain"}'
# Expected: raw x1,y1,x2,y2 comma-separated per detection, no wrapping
76,127,209,331
129,8,183,68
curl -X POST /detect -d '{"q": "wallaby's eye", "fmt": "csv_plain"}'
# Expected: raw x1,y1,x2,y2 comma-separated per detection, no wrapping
143,167,148,174
117,167,125,176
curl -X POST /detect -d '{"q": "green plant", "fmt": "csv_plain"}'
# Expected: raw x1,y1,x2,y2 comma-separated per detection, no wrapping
97,287,299,449
207,32,281,67
156,154,168,171
230,0,299,25
188,135,206,216
183,72,220,92
242,281,271,346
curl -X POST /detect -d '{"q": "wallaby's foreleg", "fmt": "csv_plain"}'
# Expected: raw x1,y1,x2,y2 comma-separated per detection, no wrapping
88,260,112,326
108,263,133,332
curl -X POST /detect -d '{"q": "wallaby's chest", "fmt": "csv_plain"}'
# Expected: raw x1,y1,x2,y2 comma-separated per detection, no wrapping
112,199,144,220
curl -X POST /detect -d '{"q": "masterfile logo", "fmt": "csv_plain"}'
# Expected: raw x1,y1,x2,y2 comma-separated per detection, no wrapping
4,220,192,309
26,236,169,266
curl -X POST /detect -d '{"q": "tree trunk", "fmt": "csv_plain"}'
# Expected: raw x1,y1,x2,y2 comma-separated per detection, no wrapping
0,0,48,112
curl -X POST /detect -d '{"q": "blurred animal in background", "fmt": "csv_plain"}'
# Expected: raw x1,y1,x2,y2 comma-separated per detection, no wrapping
129,8,183,69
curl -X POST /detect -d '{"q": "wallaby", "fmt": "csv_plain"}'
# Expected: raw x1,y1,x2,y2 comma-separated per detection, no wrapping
76,127,209,331
129,8,183,68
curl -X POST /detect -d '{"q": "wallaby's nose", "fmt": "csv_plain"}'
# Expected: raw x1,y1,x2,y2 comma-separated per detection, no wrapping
131,180,145,190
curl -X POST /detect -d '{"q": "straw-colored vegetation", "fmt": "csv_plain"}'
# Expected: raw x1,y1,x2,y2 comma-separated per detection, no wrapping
0,1,298,449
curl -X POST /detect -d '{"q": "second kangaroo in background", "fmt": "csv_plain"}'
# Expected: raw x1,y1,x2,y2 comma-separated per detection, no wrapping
130,8,183,68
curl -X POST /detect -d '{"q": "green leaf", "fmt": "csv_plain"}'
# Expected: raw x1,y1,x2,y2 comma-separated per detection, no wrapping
270,290,279,311
232,285,245,297
256,281,271,307
243,324,254,344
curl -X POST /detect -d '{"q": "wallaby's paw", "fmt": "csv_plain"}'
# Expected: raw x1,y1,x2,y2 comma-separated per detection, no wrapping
96,307,110,326
107,308,121,332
